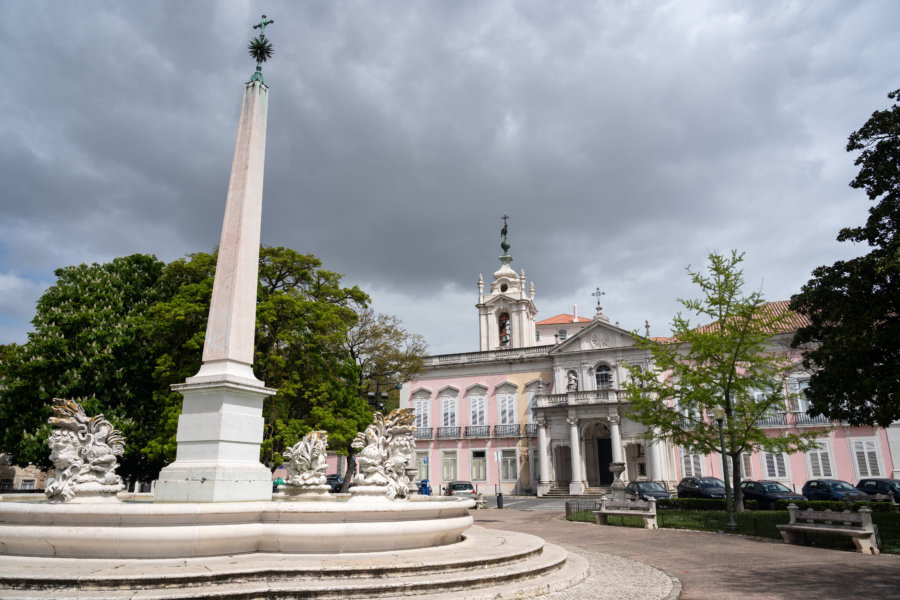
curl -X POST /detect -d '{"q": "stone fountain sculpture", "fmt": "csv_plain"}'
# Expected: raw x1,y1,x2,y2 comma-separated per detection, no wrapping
351,408,416,500
281,430,330,495
44,398,125,503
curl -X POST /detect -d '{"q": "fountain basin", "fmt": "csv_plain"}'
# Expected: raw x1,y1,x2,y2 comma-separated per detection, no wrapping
0,496,474,558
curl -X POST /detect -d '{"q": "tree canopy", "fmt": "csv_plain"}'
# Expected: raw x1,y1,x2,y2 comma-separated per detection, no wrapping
624,251,818,511
0,247,426,482
790,89,900,427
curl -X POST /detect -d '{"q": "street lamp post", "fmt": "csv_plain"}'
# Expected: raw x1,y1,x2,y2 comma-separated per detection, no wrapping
712,406,738,532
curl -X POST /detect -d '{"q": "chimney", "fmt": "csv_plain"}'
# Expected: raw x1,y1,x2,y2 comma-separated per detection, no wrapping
573,304,578,322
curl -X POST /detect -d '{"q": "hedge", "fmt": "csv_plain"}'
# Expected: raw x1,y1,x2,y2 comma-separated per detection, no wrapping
657,497,758,511
773,499,896,512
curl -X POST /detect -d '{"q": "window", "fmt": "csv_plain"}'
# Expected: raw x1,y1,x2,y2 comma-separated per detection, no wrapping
788,378,811,412
807,443,833,478
442,451,457,481
471,450,487,481
595,364,612,390
740,453,753,479
498,313,511,347
414,398,430,429
535,330,541,342
681,450,703,477
762,451,789,479
557,329,567,340
526,391,536,424
416,452,429,481
20,479,35,490
441,396,457,427
498,393,517,425
500,449,517,481
0,479,12,491
853,440,881,478
469,395,486,426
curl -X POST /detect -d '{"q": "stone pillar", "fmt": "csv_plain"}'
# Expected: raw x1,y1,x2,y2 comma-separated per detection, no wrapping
536,419,550,497
155,80,275,503
647,438,660,482
567,417,585,495
609,414,623,463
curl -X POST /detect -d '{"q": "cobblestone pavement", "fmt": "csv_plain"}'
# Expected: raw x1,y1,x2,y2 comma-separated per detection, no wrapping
543,547,679,600
474,508,900,600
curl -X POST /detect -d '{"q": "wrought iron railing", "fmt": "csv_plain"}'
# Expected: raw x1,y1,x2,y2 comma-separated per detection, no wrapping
436,427,461,438
522,423,538,437
465,425,492,438
791,411,831,425
414,428,432,439
757,413,787,427
493,424,520,437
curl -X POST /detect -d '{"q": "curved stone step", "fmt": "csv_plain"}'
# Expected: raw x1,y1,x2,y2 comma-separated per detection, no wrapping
0,527,589,599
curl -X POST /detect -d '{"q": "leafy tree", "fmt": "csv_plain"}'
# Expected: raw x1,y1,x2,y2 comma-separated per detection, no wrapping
624,251,818,511
0,254,172,481
790,89,900,427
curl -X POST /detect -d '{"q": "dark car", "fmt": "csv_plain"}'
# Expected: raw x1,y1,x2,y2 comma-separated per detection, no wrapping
740,480,805,509
444,481,477,497
625,481,672,501
677,476,726,499
325,474,344,493
802,479,870,502
856,478,900,500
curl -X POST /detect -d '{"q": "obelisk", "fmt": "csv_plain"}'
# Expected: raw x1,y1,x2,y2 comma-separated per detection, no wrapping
155,17,276,502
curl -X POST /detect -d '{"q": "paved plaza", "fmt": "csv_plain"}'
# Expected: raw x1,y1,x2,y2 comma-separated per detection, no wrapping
475,504,900,600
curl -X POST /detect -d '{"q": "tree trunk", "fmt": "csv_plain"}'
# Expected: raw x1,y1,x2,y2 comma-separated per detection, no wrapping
339,451,357,493
730,453,744,512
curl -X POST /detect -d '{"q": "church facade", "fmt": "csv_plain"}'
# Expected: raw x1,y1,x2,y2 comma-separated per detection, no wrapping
399,234,897,496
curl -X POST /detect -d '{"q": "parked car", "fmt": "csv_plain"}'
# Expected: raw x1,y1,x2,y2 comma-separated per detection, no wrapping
625,481,672,501
801,479,871,502
444,481,477,497
856,478,900,500
739,480,805,509
676,476,726,499
326,474,344,493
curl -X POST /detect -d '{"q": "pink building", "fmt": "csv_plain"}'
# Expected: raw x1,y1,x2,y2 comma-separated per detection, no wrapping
400,227,897,496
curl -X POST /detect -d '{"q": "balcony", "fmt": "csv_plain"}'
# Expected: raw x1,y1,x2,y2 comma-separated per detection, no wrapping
424,345,554,368
757,413,787,427
535,390,622,408
414,428,433,440
791,411,831,425
493,424,520,437
436,427,461,439
465,425,492,438
522,423,537,437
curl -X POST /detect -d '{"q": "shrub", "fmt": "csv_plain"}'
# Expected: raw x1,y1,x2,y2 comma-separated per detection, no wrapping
774,499,895,513
657,498,757,511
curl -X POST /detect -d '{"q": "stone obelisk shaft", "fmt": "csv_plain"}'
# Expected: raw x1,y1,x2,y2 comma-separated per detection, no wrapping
154,80,275,503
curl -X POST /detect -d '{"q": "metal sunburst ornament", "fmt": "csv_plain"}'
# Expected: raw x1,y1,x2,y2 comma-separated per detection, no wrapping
248,15,274,84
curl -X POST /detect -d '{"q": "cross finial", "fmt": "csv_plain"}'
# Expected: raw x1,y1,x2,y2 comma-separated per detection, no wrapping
253,15,274,38
501,213,509,239
592,287,606,307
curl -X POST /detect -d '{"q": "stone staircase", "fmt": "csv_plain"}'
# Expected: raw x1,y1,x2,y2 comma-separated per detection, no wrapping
543,486,611,498
0,527,590,599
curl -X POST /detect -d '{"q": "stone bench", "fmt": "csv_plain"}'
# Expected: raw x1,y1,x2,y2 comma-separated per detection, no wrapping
593,498,657,529
776,504,880,555
474,493,487,509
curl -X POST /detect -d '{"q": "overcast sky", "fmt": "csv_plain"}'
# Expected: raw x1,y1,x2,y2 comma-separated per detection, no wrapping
1,1,897,355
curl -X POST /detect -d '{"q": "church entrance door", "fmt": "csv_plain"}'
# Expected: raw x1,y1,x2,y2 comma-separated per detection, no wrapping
597,438,613,485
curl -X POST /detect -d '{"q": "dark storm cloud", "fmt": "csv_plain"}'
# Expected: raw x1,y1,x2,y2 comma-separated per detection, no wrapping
1,1,898,353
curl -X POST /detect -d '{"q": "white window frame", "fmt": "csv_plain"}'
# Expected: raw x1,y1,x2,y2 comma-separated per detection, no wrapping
19,479,35,490
806,442,834,479
681,449,703,477
852,439,882,478
414,398,430,429
471,449,487,481
441,451,457,482
415,451,429,481
762,451,789,479
595,364,613,390
469,395,486,427
498,393,517,425
500,449,517,481
441,396,457,427
740,453,753,480
788,378,811,413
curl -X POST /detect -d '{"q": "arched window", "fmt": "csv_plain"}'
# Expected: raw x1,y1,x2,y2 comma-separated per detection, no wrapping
498,313,511,347
595,364,612,390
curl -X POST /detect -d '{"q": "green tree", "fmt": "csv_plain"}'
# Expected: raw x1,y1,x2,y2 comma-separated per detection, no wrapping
0,254,172,481
624,251,818,511
790,89,900,427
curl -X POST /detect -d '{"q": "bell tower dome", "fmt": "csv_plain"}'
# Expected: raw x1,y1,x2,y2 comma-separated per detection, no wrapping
476,215,538,351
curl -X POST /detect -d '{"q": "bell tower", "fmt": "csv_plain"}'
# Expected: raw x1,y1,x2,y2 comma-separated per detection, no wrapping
476,215,538,351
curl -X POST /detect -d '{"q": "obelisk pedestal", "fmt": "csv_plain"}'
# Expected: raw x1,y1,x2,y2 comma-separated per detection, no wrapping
155,79,275,502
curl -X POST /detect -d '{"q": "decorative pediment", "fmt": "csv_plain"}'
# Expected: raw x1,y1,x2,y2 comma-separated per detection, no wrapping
410,387,432,398
437,385,460,396
494,381,518,394
549,320,639,354
465,383,488,396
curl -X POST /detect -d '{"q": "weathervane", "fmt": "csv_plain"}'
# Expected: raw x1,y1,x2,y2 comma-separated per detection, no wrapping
248,15,274,85
592,287,606,307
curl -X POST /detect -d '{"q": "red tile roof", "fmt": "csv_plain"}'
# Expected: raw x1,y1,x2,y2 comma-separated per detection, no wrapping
536,314,593,325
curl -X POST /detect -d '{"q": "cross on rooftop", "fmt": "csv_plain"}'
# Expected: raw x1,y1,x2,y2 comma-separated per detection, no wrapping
592,287,606,306
253,15,274,37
